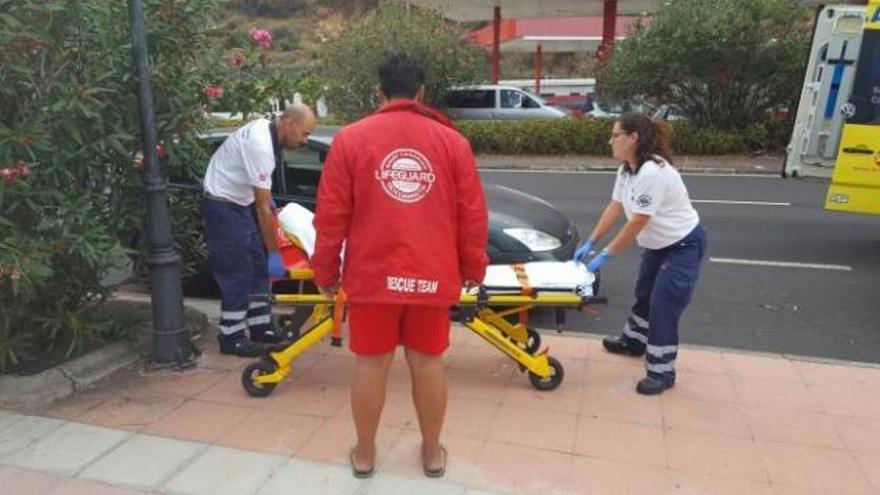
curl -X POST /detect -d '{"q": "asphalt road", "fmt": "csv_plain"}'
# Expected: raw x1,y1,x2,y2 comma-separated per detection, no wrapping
480,169,880,364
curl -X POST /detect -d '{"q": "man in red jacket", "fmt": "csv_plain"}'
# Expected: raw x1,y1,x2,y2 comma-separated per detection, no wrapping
312,53,488,479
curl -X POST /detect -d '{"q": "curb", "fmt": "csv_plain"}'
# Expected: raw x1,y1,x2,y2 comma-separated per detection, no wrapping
0,342,138,410
478,165,780,175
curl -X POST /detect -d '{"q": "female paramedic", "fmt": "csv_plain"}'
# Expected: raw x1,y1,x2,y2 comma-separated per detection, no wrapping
573,113,707,395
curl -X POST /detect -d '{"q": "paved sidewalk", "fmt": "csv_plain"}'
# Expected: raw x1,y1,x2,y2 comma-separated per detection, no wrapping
476,154,785,174
2,322,880,495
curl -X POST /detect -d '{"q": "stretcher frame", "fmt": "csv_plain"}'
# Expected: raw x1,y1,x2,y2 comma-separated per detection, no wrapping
240,225,607,397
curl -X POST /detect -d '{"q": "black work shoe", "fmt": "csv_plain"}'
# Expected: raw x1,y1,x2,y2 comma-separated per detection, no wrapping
602,336,645,357
250,329,282,345
218,334,263,357
636,377,674,395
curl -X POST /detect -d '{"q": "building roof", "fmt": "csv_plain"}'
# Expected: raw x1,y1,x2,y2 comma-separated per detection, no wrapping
468,15,647,53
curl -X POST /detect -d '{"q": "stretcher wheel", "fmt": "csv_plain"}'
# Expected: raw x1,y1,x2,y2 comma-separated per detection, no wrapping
522,327,541,354
242,360,277,398
275,311,307,342
528,356,564,391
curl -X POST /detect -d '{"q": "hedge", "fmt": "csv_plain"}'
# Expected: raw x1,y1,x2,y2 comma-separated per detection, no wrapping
456,118,791,156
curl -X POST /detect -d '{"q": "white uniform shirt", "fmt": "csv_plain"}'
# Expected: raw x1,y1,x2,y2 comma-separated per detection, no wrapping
203,119,275,206
611,157,699,250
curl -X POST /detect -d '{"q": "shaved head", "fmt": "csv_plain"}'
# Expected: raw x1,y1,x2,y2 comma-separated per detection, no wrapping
282,104,316,125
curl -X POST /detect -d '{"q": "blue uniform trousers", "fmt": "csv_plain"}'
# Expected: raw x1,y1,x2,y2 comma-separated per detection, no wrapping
618,224,707,384
201,197,272,342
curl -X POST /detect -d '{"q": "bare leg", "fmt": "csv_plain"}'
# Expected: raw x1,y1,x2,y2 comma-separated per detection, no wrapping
350,351,395,471
405,347,447,470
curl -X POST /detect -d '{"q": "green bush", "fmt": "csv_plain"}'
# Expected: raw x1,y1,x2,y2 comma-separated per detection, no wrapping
457,118,791,156
0,0,218,372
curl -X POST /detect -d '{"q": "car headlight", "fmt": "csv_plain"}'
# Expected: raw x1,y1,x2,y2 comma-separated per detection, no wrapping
503,228,562,252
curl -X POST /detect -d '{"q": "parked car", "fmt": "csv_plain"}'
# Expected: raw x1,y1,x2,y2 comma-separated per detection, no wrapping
445,85,569,120
652,103,687,121
177,133,580,294
542,94,591,117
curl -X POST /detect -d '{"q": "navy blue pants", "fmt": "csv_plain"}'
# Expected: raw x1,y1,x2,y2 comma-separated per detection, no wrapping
201,198,272,342
618,224,707,383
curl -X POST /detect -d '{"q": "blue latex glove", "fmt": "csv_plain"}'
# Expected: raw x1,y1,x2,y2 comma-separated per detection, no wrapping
586,249,613,273
572,239,595,262
267,251,287,279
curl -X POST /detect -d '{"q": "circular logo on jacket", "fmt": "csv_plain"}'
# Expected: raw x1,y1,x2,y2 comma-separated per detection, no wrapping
375,148,436,203
636,194,652,208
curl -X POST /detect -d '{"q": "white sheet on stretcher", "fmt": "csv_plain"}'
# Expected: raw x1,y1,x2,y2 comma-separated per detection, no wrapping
278,203,594,297
472,261,595,297
278,203,317,257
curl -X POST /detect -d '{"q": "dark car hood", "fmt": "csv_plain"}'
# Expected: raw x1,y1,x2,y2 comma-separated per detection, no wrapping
485,183,575,254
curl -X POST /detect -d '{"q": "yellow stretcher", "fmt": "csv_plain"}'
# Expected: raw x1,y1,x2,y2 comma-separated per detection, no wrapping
240,205,607,397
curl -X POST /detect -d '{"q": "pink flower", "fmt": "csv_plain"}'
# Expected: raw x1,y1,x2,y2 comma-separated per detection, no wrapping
1,168,16,183
14,160,29,176
231,51,246,67
156,144,168,158
9,266,21,281
203,85,224,99
134,154,145,169
249,27,272,49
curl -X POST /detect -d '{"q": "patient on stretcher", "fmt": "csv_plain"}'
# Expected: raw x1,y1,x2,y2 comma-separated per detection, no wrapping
277,202,595,297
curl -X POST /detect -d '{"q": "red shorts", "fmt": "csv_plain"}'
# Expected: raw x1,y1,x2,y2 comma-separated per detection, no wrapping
348,303,451,356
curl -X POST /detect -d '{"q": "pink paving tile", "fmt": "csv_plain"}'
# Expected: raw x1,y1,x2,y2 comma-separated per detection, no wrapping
42,388,117,421
675,348,728,374
45,478,146,495
771,485,841,495
294,417,402,466
502,374,585,414
854,452,880,493
296,353,356,387
745,409,844,450
441,397,501,440
661,397,752,438
76,394,185,431
198,346,249,372
723,352,803,382
832,416,880,455
794,360,880,393
555,358,590,387
574,416,666,468
582,360,643,391
810,384,880,419
539,334,592,360
570,457,677,495
581,385,664,427
260,381,350,418
195,369,267,408
380,430,486,486
141,399,252,443
446,343,516,374
665,429,768,482
0,466,63,494
732,377,824,413
666,473,775,495
375,391,420,430
215,409,326,455
128,368,229,399
470,440,574,494
665,369,740,403
760,441,875,495
487,405,578,453
446,367,513,405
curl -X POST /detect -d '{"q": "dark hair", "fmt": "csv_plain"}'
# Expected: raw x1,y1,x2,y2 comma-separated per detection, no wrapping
617,112,674,172
377,52,425,99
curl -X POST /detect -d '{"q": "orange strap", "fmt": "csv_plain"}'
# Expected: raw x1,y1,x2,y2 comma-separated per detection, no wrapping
513,264,533,296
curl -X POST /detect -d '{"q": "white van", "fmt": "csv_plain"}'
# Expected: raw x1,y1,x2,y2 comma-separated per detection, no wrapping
445,85,569,120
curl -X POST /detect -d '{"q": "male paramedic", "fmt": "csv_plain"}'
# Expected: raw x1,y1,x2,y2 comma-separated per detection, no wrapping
201,104,317,357
311,53,488,479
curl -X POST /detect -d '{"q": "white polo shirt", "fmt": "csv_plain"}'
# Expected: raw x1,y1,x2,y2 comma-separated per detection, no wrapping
611,157,700,250
203,119,275,206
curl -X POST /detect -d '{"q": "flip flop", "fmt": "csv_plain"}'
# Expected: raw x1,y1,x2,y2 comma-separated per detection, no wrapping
350,448,375,479
423,445,447,478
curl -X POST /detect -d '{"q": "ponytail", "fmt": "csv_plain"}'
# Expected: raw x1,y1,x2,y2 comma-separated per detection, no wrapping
617,112,674,171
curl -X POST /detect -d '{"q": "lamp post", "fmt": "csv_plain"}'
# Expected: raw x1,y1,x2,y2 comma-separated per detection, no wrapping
127,0,197,370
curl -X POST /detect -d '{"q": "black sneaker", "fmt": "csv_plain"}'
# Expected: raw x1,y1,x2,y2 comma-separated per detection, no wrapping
636,377,674,395
218,333,263,357
250,328,282,345
601,336,645,357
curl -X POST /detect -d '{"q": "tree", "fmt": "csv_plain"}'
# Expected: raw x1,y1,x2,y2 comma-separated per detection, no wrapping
0,0,218,371
598,0,811,129
319,1,488,120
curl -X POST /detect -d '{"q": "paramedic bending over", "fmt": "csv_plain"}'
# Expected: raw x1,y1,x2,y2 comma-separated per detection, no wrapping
573,113,707,395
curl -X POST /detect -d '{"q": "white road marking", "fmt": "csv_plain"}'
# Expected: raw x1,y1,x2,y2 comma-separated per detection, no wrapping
710,257,852,271
480,169,777,178
692,199,791,206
